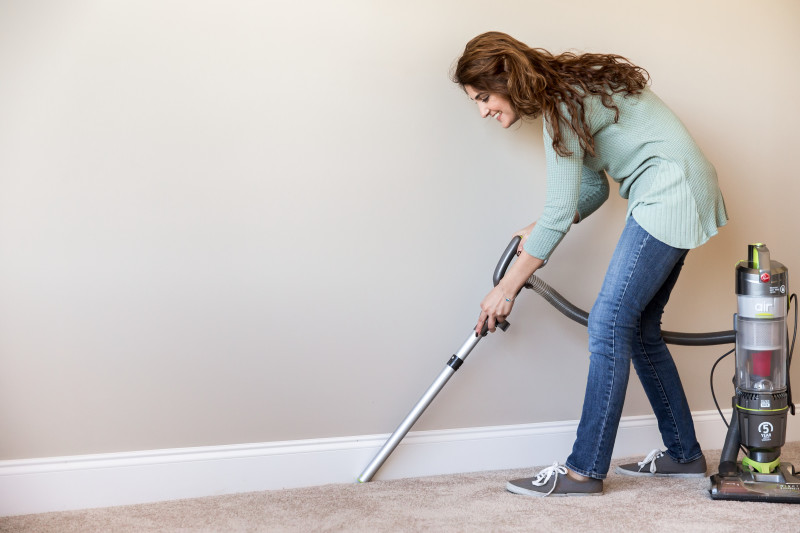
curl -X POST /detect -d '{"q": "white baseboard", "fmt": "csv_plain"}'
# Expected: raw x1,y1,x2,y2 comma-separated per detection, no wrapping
2,408,798,517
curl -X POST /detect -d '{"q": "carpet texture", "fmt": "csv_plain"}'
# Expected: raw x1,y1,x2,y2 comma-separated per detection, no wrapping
3,442,800,532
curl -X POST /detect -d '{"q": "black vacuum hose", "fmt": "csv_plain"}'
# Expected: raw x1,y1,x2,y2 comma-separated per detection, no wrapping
494,236,736,346
524,273,736,346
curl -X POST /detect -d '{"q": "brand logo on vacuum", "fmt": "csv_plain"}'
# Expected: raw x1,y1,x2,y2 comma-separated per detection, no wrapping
759,422,774,441
761,272,771,283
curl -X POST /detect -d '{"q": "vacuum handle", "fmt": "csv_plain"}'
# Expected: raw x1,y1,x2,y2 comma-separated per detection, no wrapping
493,236,522,286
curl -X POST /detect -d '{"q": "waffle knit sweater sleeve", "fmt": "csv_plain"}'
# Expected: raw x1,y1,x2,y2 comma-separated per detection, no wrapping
523,87,728,261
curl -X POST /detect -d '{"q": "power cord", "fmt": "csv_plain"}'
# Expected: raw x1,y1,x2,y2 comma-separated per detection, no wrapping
710,347,736,428
786,293,797,415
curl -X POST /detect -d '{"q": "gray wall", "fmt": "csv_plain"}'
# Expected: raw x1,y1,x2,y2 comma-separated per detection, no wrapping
1,0,798,460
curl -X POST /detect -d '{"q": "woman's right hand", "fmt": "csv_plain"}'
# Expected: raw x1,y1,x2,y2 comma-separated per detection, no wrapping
514,222,536,255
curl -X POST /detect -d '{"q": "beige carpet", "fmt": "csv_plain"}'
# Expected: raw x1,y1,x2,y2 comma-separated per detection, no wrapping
3,443,800,532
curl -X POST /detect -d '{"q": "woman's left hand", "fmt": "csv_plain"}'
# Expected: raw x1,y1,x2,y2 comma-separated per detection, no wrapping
475,284,516,334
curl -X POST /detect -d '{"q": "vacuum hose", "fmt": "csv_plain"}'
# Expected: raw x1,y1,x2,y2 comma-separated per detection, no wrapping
495,236,736,346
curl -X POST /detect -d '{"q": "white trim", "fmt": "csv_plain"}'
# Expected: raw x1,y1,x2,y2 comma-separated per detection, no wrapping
1,408,798,516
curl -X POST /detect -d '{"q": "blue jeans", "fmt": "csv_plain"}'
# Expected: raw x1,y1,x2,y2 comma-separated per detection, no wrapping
565,216,703,479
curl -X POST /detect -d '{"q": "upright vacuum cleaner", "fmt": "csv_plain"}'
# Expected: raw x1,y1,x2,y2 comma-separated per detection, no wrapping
710,244,800,502
359,239,799,503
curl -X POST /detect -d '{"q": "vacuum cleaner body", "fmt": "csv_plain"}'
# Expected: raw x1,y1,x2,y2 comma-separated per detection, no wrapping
710,244,800,502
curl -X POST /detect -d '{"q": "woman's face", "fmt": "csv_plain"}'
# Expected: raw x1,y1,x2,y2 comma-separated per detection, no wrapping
463,85,519,128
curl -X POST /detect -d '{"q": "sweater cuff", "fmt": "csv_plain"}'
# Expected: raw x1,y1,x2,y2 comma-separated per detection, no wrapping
523,224,566,261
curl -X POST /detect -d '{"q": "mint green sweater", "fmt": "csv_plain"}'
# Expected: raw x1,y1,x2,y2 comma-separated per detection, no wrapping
523,87,728,261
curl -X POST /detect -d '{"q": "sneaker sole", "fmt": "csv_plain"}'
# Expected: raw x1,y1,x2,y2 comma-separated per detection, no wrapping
614,466,707,478
505,481,603,497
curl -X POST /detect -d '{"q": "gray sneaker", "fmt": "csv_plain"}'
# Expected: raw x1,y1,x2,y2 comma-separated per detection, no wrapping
616,449,707,478
507,463,603,497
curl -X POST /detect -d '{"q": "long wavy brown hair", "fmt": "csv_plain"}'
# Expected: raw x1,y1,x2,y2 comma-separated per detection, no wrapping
452,32,649,157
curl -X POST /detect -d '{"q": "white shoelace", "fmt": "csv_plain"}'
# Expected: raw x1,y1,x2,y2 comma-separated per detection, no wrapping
637,449,665,473
530,462,568,496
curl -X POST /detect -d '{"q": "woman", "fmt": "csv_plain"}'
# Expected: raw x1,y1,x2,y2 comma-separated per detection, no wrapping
453,32,727,497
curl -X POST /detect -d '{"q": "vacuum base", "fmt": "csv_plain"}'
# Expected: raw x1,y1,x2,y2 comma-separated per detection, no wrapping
710,463,800,503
